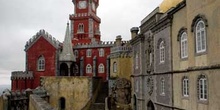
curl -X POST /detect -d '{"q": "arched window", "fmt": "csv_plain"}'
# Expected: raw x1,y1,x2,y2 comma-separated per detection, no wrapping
99,48,104,57
37,56,45,71
159,41,165,63
135,53,139,69
86,49,92,57
59,97,65,110
113,62,117,73
182,76,189,97
78,23,84,33
161,78,165,95
74,50,78,58
98,63,104,73
86,64,92,73
181,32,188,58
196,20,206,53
198,75,207,100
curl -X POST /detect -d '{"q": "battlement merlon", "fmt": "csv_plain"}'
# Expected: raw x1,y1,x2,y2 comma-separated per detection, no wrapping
25,29,61,51
110,46,132,54
73,41,115,49
11,71,33,80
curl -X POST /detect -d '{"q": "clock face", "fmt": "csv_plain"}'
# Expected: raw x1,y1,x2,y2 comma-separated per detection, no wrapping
92,2,96,11
78,1,87,9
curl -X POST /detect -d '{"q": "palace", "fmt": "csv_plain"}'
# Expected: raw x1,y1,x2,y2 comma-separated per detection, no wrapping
1,0,220,110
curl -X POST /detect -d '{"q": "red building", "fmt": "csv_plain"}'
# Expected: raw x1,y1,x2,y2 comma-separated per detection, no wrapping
11,0,113,91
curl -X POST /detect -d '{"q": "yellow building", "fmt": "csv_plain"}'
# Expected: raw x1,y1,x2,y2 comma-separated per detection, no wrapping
110,35,132,80
171,0,220,109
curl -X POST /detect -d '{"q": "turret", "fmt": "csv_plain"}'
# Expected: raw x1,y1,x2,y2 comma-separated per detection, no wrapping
130,27,139,39
115,35,122,46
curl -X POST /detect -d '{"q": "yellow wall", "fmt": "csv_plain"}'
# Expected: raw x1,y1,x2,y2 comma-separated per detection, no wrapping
186,0,220,66
172,0,220,109
41,76,92,110
173,70,220,110
110,57,132,80
172,6,187,71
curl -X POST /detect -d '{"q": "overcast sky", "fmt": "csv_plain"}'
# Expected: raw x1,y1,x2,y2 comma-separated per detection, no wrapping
0,0,163,85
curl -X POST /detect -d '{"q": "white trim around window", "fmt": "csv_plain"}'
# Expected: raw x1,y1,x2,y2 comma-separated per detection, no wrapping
196,20,206,53
98,63,104,73
37,56,45,71
181,32,188,59
159,41,165,63
86,64,92,73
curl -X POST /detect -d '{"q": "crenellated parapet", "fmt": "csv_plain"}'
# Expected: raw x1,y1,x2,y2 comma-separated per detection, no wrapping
69,13,101,22
111,46,132,54
11,71,33,80
25,29,61,51
74,41,115,49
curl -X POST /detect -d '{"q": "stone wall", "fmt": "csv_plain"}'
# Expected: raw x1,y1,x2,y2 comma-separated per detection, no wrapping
29,94,54,110
41,76,92,110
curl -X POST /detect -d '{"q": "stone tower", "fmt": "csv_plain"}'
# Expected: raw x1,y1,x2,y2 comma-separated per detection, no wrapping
70,0,101,44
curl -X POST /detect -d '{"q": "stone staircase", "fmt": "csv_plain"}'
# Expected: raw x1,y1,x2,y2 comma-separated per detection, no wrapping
90,82,108,110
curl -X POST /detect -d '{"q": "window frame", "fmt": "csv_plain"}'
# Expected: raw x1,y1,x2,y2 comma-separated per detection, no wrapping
195,20,206,53
198,75,208,100
181,32,188,59
98,63,105,73
161,78,165,95
86,64,92,74
78,23,84,33
182,76,189,97
86,49,92,57
159,41,165,63
113,62,117,73
99,48,104,57
37,56,45,71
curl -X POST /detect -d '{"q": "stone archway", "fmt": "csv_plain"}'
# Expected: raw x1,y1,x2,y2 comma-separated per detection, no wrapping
71,63,79,76
147,100,155,110
60,63,68,76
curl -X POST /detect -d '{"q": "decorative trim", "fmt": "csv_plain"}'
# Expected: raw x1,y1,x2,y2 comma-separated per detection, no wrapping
191,14,208,32
177,27,187,41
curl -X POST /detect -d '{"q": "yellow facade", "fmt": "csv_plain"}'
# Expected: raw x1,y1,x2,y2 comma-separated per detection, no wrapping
41,76,92,110
110,57,132,80
159,0,183,12
172,0,220,109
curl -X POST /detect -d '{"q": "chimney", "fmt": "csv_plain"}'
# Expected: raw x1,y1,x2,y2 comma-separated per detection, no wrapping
115,35,122,46
130,27,139,39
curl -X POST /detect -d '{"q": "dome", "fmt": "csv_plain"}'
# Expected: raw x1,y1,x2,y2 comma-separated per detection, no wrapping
159,0,183,13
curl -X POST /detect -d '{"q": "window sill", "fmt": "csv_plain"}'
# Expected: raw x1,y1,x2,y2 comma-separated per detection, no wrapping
160,93,165,96
182,95,189,100
198,99,208,105
195,50,207,56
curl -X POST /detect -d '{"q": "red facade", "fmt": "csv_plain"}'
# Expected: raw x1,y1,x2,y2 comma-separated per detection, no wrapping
11,0,112,91
26,37,57,89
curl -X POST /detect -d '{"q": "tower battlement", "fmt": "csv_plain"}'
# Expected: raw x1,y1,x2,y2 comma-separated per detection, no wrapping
11,71,33,80
74,41,115,48
25,29,61,51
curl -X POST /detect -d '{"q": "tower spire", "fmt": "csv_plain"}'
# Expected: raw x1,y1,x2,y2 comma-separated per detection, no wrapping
59,22,75,62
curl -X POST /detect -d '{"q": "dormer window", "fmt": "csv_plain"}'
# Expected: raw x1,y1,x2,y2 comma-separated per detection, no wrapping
78,23,84,33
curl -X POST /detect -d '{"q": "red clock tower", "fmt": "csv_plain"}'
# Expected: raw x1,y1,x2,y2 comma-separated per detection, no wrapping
70,0,101,44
